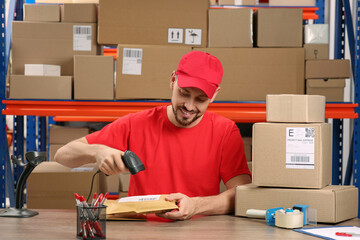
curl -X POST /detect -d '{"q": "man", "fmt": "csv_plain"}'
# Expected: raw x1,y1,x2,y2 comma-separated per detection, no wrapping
55,51,251,220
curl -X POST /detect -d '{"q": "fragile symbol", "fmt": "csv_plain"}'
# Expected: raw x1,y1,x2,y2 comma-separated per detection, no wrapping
188,30,198,43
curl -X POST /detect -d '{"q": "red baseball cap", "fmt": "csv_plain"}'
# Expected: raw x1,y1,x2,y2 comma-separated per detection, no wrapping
175,51,223,99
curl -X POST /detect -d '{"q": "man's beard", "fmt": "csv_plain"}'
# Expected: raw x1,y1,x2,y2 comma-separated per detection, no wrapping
172,104,201,127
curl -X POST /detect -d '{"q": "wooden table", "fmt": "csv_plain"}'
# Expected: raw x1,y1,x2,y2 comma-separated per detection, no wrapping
0,209,359,239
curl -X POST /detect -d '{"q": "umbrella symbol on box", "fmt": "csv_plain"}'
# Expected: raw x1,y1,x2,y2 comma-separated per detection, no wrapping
188,30,198,43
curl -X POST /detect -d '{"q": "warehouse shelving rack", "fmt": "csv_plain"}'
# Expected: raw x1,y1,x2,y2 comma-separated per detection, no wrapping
1,0,360,216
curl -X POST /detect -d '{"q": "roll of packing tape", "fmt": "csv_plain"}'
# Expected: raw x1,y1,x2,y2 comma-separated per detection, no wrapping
275,209,303,229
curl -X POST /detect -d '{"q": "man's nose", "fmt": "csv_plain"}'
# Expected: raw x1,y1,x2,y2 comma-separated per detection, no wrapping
184,99,196,111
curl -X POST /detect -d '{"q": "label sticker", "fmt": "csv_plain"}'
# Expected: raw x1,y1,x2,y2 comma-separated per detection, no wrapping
71,167,94,172
168,28,183,43
122,48,143,75
286,127,315,169
73,25,92,51
118,195,161,203
185,28,202,45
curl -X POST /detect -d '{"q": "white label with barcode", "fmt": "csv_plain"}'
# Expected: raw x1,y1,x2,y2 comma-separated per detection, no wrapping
73,25,92,51
122,48,143,75
118,195,161,203
286,127,315,169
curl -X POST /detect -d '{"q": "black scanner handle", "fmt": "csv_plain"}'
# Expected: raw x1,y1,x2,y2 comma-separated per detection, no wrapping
122,150,145,175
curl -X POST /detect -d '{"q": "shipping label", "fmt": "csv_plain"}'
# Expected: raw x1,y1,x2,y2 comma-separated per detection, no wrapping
73,25,92,51
118,195,161,203
286,127,315,169
122,48,143,75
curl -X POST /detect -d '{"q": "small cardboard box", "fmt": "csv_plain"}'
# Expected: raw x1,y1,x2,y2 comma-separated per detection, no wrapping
208,9,253,47
304,24,329,44
252,122,332,189
61,3,97,23
49,125,89,144
27,162,106,209
306,59,351,79
74,55,114,100
116,45,192,100
306,79,345,102
235,184,358,223
11,21,98,76
9,75,72,99
24,4,60,22
266,94,325,123
98,0,209,46
304,44,329,60
254,8,303,47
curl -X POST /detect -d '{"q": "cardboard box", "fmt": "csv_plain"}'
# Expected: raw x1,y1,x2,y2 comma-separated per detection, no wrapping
104,174,121,193
208,9,253,48
11,21,98,76
49,125,89,144
27,162,106,209
218,0,258,5
304,44,329,60
24,4,60,22
269,0,316,6
254,8,303,47
9,75,72,99
266,94,325,123
243,137,252,161
98,0,209,47
25,64,61,76
116,45,192,100
252,122,331,189
74,55,114,100
235,184,358,223
306,60,351,79
194,47,305,101
49,144,64,161
119,173,131,192
304,24,329,44
61,3,97,23
306,79,345,102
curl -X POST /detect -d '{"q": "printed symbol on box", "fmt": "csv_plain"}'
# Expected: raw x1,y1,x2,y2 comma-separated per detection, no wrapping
168,28,183,43
185,29,202,45
122,48,143,75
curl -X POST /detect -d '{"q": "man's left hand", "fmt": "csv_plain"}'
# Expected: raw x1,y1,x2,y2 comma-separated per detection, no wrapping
156,193,198,220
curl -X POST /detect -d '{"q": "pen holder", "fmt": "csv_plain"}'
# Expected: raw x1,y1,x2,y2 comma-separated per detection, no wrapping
76,204,107,239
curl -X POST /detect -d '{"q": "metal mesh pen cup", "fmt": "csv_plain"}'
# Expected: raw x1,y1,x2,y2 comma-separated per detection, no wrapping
76,204,107,239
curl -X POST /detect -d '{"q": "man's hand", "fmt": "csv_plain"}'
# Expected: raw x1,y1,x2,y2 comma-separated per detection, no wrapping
156,193,198,220
95,145,128,175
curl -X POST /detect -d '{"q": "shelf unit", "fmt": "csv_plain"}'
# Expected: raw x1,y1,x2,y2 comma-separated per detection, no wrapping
1,0,360,217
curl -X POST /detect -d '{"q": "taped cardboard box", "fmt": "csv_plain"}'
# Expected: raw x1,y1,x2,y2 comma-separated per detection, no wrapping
11,21,98,76
235,184,358,223
266,94,325,123
9,75,72,99
254,8,303,47
98,0,209,47
24,4,60,22
61,3,97,23
194,47,305,101
252,122,331,189
304,44,329,60
306,79,345,102
74,55,114,100
27,162,106,209
208,9,253,48
49,125,89,144
116,45,191,100
305,59,351,79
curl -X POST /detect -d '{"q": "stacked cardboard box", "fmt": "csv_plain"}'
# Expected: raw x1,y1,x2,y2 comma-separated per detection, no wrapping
235,94,358,223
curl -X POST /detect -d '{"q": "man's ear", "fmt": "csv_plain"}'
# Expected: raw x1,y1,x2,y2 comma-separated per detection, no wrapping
170,71,176,89
210,87,221,103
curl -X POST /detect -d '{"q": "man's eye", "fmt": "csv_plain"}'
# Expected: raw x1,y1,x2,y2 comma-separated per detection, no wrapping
179,90,188,97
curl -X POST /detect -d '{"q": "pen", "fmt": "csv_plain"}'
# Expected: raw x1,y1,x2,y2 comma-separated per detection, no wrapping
336,232,360,237
100,192,109,206
91,193,97,207
79,195,105,238
93,193,103,207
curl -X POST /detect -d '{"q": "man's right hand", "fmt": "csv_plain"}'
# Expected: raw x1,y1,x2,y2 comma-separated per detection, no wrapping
94,144,128,175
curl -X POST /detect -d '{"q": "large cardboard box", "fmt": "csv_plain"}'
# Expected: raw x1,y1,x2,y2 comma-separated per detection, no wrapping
194,48,305,101
116,45,192,100
61,3,97,23
12,21,98,76
235,184,358,223
27,162,106,209
254,8,303,47
24,4,60,22
49,125,89,144
98,0,209,47
306,79,345,102
208,9,253,48
304,44,329,60
252,122,331,189
9,75,72,99
306,60,351,79
266,94,325,123
74,55,114,100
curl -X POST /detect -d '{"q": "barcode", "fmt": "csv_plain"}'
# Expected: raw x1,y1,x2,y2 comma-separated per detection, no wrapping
124,49,142,58
74,26,91,35
290,156,310,163
138,197,157,201
305,128,315,138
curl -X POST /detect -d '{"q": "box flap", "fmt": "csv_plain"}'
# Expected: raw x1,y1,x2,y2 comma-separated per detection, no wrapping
307,79,345,88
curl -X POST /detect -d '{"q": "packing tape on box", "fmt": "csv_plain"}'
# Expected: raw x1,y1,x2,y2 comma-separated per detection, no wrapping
275,209,303,229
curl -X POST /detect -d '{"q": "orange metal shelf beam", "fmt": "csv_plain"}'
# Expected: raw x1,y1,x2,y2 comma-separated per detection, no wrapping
2,100,358,123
